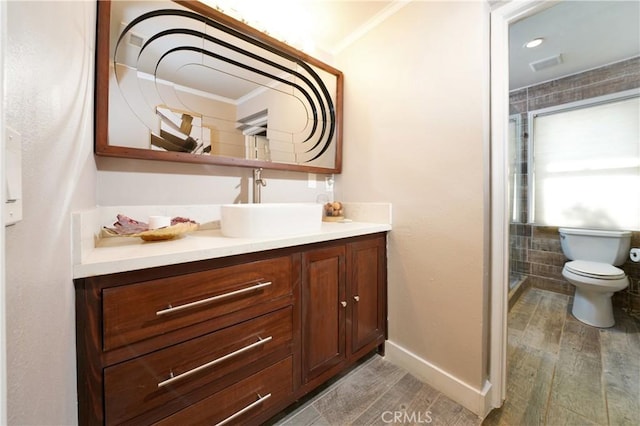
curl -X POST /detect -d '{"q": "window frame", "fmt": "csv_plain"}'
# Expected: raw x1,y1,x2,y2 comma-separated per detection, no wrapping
526,87,640,225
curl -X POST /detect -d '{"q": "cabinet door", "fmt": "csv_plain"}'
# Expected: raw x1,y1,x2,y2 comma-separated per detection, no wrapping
348,236,386,356
301,245,346,383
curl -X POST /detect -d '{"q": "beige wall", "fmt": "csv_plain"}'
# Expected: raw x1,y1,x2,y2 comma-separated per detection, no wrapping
4,1,491,424
336,1,490,390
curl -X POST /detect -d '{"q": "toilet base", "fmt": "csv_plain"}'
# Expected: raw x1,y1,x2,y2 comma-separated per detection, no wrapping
562,266,627,328
572,288,615,328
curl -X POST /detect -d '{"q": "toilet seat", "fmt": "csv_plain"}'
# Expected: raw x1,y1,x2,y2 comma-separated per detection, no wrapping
564,260,626,280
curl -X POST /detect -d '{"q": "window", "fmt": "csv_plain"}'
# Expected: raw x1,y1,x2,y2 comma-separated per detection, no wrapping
529,89,640,230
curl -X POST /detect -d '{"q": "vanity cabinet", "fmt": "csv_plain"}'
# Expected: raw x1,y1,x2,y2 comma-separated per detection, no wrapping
75,233,386,425
301,245,347,382
301,235,387,387
75,252,299,426
348,236,387,356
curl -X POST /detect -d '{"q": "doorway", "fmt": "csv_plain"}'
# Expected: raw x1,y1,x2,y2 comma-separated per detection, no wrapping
489,0,640,417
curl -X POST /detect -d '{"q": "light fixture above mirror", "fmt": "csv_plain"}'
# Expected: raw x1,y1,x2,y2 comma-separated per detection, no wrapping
95,0,343,173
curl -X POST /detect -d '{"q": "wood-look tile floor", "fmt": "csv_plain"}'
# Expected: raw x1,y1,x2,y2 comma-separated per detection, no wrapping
271,287,640,425
485,287,640,426
271,355,481,425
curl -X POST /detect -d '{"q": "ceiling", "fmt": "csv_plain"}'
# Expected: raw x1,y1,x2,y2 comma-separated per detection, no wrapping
508,1,640,90
224,0,640,91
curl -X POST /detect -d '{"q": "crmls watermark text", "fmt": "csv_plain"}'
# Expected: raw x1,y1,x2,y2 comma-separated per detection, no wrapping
381,410,433,424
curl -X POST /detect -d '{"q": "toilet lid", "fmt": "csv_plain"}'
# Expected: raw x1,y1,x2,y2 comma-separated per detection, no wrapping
564,260,626,280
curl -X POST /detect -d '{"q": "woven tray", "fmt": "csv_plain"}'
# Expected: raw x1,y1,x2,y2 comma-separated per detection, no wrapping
102,222,199,241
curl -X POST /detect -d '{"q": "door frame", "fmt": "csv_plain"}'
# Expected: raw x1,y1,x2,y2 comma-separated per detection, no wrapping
0,0,7,420
488,0,554,410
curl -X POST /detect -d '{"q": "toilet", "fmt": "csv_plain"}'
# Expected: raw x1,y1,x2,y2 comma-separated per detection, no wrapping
559,227,630,328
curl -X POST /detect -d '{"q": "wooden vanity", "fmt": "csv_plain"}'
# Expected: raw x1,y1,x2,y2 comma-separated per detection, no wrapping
74,232,387,425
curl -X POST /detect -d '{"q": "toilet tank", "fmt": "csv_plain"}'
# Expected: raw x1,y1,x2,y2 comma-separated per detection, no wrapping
558,228,631,265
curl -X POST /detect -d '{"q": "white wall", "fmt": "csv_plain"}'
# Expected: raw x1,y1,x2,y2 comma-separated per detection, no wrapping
4,1,97,424
96,157,334,206
335,0,491,408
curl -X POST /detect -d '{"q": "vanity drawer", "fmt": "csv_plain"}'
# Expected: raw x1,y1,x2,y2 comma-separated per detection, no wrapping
104,306,293,425
155,356,293,426
102,255,292,350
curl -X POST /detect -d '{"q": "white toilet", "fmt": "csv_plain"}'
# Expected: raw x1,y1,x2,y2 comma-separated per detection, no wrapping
559,227,630,328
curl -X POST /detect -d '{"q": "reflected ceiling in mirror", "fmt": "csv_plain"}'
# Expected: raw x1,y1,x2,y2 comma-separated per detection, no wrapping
95,0,343,173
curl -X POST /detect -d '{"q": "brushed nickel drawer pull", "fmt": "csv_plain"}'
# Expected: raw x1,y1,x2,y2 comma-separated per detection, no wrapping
156,281,272,316
353,295,360,302
340,301,347,307
214,393,272,426
157,336,273,388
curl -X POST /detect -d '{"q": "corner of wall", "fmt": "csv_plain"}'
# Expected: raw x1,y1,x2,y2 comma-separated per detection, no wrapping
385,340,493,418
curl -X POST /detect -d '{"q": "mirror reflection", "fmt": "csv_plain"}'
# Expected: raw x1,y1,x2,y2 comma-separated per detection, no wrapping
97,0,342,172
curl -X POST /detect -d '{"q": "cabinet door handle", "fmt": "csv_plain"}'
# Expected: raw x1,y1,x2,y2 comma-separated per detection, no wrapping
156,281,272,316
353,295,360,302
341,301,347,307
214,393,272,426
157,336,273,388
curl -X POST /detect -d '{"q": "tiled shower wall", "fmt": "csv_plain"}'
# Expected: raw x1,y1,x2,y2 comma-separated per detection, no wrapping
508,56,640,311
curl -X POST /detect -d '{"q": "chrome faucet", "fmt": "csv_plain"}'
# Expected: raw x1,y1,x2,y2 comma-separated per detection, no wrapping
253,168,267,203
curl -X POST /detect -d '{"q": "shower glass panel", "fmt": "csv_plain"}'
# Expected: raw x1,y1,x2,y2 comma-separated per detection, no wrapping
509,114,525,290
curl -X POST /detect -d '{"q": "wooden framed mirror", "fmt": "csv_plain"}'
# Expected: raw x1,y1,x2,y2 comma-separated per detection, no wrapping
95,0,343,173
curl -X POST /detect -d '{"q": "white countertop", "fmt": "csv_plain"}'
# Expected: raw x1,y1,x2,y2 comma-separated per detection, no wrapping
72,203,392,278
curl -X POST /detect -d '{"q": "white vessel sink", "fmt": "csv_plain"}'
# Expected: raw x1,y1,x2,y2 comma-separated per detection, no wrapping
220,203,323,238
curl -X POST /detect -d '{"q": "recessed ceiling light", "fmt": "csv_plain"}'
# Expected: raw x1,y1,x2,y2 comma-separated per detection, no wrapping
525,38,544,48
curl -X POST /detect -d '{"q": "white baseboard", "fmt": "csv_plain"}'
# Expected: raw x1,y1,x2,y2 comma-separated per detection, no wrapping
384,340,493,418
